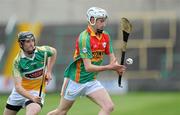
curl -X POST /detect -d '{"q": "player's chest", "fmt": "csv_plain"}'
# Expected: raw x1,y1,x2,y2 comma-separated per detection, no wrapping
90,37,107,52
20,55,45,73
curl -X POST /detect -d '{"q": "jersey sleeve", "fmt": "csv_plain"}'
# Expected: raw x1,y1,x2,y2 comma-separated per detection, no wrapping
105,33,114,55
39,46,54,57
12,60,21,77
78,31,92,59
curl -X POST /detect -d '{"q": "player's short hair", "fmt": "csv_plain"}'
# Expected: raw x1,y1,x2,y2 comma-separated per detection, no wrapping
18,31,35,42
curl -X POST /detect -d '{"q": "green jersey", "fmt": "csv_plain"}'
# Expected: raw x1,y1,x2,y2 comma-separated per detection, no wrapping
13,46,54,92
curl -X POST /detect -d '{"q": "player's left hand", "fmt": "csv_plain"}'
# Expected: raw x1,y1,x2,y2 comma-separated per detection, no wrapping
45,71,52,85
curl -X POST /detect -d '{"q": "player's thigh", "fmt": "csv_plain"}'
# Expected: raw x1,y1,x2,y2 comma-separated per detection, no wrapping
26,103,41,115
58,96,75,111
3,108,18,115
87,88,114,108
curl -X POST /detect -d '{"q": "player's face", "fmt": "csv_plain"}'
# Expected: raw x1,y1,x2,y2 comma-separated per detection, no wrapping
23,38,35,53
95,18,107,31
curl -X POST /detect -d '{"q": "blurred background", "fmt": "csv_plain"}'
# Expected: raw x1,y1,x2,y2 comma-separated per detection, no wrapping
0,0,180,115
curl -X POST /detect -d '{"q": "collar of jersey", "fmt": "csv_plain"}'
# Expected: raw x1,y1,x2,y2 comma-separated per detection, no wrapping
21,48,38,60
87,25,102,40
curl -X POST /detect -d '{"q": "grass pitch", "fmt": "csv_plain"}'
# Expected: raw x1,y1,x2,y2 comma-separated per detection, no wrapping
0,92,180,115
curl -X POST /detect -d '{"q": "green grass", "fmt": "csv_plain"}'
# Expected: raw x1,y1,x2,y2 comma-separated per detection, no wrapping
1,92,180,115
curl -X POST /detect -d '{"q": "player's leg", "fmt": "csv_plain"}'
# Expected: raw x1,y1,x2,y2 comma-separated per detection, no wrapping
48,78,77,115
88,89,114,115
3,108,17,115
25,90,45,115
4,89,23,115
25,101,42,115
86,81,114,115
3,104,21,115
47,97,75,115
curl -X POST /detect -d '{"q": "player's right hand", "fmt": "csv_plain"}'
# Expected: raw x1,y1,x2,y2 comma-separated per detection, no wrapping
45,71,52,85
109,58,126,73
32,96,42,103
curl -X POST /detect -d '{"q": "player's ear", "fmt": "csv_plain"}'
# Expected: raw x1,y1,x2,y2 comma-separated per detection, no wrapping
90,17,95,24
18,42,22,48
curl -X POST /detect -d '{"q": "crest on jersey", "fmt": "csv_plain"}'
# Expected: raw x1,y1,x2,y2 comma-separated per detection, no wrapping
82,47,87,53
102,42,107,48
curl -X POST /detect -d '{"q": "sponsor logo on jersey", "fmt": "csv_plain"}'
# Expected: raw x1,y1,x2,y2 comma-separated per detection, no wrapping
92,51,104,58
25,69,43,79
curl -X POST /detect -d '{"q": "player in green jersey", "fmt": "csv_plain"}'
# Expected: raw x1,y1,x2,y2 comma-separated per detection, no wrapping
3,31,57,115
48,7,126,115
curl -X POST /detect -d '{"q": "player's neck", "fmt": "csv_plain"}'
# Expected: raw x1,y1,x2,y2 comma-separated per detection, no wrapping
24,52,34,58
96,33,101,37
88,25,102,40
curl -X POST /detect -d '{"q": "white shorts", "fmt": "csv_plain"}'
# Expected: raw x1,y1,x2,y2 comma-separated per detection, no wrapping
7,88,45,108
61,78,104,101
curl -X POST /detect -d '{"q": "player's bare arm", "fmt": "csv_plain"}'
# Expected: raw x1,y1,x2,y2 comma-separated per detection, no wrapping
109,53,116,63
83,57,125,73
108,53,126,75
46,47,57,84
13,75,41,103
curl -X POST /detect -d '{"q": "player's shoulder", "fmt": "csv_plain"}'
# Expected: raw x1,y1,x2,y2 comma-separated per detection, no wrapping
103,30,111,41
36,45,52,51
103,30,110,36
36,46,47,50
80,29,89,37
13,51,21,64
78,30,89,41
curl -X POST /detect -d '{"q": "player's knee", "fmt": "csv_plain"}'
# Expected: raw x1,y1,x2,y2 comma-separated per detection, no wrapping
102,102,114,112
26,107,41,115
107,103,114,112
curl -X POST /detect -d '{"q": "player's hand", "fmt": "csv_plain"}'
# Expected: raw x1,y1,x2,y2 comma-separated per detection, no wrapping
45,71,52,85
116,65,126,75
116,68,126,75
109,58,126,71
32,96,42,103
